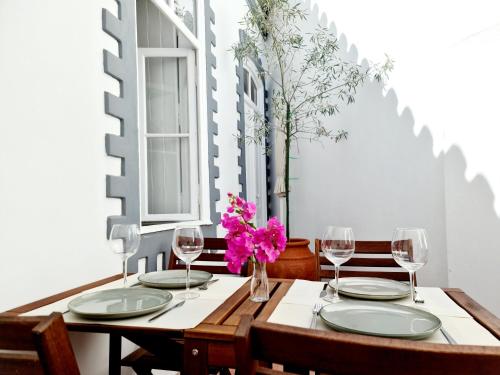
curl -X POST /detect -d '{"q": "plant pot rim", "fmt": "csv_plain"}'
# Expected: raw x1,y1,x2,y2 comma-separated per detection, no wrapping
286,238,310,247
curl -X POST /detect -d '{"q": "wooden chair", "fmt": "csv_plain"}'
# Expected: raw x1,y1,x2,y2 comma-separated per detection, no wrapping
168,237,248,276
235,315,500,375
314,239,410,282
0,312,80,375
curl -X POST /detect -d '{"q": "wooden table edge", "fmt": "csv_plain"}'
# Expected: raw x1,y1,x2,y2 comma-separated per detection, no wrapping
5,273,126,314
443,288,500,339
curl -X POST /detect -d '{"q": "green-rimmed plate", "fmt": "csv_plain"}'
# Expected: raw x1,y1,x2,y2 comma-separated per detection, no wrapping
319,300,441,340
138,270,213,289
331,277,410,300
68,288,172,319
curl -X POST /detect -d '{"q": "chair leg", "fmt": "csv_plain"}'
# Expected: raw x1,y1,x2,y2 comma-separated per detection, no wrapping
109,333,122,375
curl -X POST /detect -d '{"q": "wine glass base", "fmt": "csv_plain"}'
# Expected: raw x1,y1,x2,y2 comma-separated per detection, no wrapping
322,293,341,303
176,291,200,300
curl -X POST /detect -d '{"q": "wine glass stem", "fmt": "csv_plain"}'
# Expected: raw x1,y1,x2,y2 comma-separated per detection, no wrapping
409,270,415,302
123,257,128,287
334,265,340,299
186,262,191,293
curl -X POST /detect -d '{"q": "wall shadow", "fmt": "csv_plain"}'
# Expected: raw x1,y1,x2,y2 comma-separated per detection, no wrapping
272,0,500,315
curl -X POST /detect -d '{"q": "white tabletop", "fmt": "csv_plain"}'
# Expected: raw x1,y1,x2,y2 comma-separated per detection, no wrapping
23,273,250,330
268,279,500,346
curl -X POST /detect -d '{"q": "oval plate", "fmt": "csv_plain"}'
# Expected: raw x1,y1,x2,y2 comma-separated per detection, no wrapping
138,269,213,289
331,277,410,300
68,288,172,319
319,300,441,340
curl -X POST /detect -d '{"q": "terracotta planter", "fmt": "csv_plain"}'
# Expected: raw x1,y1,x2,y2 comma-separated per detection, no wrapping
265,238,318,281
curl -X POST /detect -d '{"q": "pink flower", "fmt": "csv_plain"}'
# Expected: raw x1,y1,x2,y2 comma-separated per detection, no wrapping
241,201,256,221
235,196,244,207
222,193,287,274
221,213,247,236
224,232,254,274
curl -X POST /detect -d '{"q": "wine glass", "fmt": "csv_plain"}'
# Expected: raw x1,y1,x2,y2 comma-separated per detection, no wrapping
321,226,355,302
172,225,204,300
109,224,140,287
391,228,429,303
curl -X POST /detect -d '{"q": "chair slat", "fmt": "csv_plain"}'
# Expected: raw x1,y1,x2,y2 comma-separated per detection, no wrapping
203,238,228,249
315,239,393,254
0,351,44,375
32,313,80,375
0,316,41,350
319,256,399,268
315,239,411,282
167,237,245,275
0,313,79,375
196,253,226,262
189,265,230,274
319,270,410,281
354,241,393,254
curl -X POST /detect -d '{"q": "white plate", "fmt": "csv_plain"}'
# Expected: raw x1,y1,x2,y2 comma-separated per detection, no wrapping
68,288,173,319
138,270,213,289
320,300,441,339
331,277,410,300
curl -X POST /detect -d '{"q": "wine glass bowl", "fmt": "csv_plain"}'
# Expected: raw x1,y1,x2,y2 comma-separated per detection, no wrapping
172,225,204,300
108,224,140,287
321,226,355,302
391,228,429,303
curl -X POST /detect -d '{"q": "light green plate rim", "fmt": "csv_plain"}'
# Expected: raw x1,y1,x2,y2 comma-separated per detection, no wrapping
319,301,442,340
138,270,213,289
68,288,173,320
330,277,411,301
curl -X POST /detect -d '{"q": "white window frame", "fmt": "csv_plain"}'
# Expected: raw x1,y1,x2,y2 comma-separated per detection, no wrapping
135,0,212,233
243,62,267,227
138,48,199,222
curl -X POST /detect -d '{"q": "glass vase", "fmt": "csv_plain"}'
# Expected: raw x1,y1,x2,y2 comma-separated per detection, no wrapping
250,261,269,302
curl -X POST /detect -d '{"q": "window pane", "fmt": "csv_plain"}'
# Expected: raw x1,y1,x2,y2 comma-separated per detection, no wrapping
137,0,176,48
145,56,189,134
147,137,191,214
174,0,197,35
251,78,257,105
243,69,249,95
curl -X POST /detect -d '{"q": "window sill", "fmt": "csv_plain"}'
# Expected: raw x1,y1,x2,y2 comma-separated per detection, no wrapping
140,219,214,235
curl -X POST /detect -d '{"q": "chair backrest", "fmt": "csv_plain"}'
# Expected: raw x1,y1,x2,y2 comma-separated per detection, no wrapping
0,312,80,375
168,237,248,276
314,239,410,282
235,315,500,375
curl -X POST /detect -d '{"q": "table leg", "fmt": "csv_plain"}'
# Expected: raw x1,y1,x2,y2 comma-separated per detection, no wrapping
109,333,122,375
183,339,208,375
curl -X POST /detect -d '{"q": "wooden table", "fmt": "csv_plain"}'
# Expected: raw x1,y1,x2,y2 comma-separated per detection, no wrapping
5,275,500,375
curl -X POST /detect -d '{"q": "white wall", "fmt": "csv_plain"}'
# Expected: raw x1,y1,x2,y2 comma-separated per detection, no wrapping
0,0,121,314
212,0,248,233
0,0,130,373
288,0,500,314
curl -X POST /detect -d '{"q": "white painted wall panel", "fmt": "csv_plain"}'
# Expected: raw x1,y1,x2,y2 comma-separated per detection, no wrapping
211,0,248,230
288,0,500,314
0,1,133,374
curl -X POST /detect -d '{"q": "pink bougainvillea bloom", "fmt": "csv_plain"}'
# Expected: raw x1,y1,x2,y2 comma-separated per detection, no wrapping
241,201,256,221
235,196,244,207
267,216,287,251
222,193,287,274
224,232,254,274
